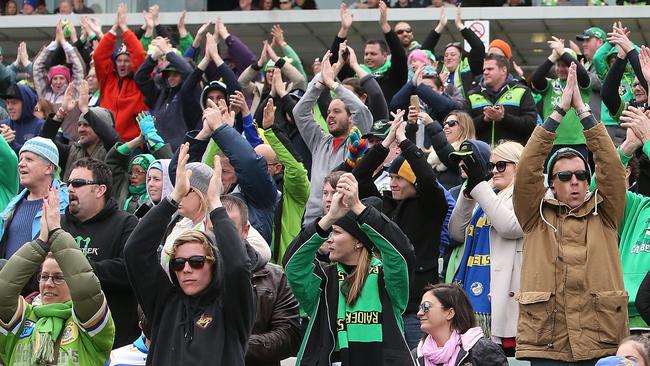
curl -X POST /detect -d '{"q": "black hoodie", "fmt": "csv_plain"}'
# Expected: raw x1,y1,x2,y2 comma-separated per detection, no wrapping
61,197,139,347
124,198,255,366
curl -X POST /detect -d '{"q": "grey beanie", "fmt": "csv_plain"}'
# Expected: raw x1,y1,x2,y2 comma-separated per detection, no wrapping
186,162,213,194
79,107,115,128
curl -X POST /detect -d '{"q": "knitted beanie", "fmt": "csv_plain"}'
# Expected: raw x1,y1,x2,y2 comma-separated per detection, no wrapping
489,39,512,60
186,162,214,194
20,137,59,167
48,65,71,84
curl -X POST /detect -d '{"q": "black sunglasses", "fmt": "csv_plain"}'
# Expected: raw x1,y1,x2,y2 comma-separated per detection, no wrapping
444,120,458,127
396,28,412,35
552,170,589,182
68,179,98,188
171,255,212,272
488,161,515,173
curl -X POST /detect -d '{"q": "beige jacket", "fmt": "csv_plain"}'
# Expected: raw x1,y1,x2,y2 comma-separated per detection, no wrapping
449,182,523,338
238,61,306,114
513,123,628,361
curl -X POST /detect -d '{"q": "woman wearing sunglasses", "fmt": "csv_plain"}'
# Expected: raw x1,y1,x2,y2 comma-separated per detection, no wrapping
124,145,254,365
448,141,524,356
0,188,115,365
284,172,416,365
425,110,476,190
415,283,507,366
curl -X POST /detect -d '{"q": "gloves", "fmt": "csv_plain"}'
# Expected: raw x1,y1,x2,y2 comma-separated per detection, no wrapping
460,154,491,197
137,111,164,150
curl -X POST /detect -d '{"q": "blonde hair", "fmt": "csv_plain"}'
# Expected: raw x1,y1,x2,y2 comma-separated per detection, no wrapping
490,140,524,191
342,247,371,307
167,231,215,262
446,110,476,142
189,188,209,218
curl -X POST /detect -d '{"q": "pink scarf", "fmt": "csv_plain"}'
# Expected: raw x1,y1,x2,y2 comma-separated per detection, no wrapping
419,330,462,366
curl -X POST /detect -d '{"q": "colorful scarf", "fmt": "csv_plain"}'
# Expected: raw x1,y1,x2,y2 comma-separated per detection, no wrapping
335,257,383,351
32,301,72,364
345,127,368,169
419,331,461,366
359,57,392,78
454,205,492,336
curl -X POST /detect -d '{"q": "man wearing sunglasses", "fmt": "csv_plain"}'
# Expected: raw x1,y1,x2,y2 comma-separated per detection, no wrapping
60,158,139,348
513,64,627,365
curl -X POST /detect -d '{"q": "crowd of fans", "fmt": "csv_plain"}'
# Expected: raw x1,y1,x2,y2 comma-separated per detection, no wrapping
0,1,649,365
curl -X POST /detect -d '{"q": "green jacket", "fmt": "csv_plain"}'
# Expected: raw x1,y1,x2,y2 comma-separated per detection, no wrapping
263,128,309,264
591,144,650,327
0,230,115,365
283,206,415,365
281,43,307,83
594,42,638,126
0,135,17,213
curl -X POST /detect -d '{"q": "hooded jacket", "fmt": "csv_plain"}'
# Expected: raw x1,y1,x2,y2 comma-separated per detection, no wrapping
246,243,301,366
93,30,147,141
513,122,628,361
134,158,173,219
40,107,121,182
284,205,416,366
0,179,68,259
135,52,193,151
61,198,139,348
0,84,43,153
415,327,508,366
124,198,255,366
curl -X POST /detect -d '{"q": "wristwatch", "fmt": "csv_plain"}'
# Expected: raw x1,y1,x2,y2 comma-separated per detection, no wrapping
553,105,567,117
576,105,591,115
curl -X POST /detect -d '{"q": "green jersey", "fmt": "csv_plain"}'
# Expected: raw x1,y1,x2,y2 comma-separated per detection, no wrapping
539,78,591,145
0,296,114,366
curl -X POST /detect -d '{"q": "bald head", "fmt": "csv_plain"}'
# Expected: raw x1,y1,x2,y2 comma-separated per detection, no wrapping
255,144,283,177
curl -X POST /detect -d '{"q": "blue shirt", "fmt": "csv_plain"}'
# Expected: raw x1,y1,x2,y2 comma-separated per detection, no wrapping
5,198,41,258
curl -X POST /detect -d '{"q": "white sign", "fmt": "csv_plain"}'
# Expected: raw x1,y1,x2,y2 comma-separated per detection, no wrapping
464,20,490,53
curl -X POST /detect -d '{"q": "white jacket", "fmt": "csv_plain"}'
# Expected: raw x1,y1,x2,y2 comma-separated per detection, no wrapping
448,181,523,338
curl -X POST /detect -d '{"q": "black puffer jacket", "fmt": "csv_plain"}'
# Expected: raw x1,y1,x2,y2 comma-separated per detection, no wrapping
414,337,508,366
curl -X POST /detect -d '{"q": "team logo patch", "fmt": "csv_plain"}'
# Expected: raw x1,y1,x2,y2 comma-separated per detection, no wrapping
60,323,79,346
19,320,35,339
196,314,213,329
470,282,484,296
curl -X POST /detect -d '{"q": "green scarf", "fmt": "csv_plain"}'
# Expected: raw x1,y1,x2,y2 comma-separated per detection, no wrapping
125,184,148,211
335,257,383,350
359,57,392,78
32,301,72,365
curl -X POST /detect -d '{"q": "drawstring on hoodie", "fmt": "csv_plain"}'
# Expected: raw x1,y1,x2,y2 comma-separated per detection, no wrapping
539,188,599,233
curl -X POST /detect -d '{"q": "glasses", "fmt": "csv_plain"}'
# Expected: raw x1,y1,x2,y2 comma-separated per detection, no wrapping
39,273,65,285
396,28,412,35
488,160,515,173
68,179,98,188
419,301,431,313
171,255,213,272
130,169,146,177
444,120,458,127
552,170,589,182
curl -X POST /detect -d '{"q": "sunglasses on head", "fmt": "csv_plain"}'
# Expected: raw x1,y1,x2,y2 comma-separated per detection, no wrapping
552,170,589,182
396,28,412,35
171,255,212,272
68,179,98,188
444,120,458,127
488,160,515,173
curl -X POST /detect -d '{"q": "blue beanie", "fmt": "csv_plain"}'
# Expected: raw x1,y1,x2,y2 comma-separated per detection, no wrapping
19,137,59,167
596,356,637,366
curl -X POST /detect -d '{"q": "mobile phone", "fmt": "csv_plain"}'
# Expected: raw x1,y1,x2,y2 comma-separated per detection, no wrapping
410,95,420,114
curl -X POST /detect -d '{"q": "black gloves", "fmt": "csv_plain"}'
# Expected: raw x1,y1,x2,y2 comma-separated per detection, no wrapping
460,154,492,197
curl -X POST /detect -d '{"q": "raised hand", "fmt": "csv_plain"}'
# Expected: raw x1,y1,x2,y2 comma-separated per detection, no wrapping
217,99,235,127
61,83,77,112
339,3,354,38
640,46,650,86
44,187,61,233
177,10,187,38
337,173,362,211
608,21,633,58
257,41,269,68
116,3,128,32
379,1,390,33
271,68,286,97
149,4,160,26
547,36,565,58
320,51,337,88
203,98,225,132
216,17,230,40
557,62,575,112
0,125,16,144
55,20,65,44
77,80,89,113
620,119,643,156
207,155,223,211
262,98,276,129
568,63,586,111
271,24,285,47
620,106,650,143
170,143,192,202
454,6,464,30
266,40,280,61
230,90,250,117
382,109,405,148
435,7,447,33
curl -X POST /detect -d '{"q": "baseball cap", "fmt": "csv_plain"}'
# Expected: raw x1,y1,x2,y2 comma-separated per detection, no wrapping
576,27,606,41
449,140,492,171
362,119,390,140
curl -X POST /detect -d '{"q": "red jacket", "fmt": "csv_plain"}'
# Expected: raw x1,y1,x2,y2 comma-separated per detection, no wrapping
93,30,147,141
